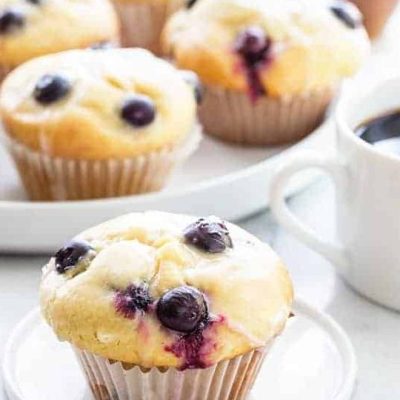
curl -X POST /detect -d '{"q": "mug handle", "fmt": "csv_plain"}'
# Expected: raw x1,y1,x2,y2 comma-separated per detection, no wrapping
270,153,350,271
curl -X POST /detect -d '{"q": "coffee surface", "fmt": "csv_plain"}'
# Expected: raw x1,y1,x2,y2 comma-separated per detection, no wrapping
356,110,400,156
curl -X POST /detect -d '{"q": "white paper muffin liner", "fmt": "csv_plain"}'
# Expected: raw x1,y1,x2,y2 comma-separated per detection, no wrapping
4,125,201,201
114,0,184,55
199,85,335,146
73,344,271,400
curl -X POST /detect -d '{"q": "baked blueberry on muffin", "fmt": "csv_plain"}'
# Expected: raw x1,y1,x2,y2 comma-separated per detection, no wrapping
0,49,200,201
0,0,119,82
111,0,186,54
40,212,293,400
164,0,370,145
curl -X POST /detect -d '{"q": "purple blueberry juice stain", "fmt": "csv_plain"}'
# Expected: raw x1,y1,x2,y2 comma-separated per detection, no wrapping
233,26,273,101
165,316,225,370
156,285,218,369
114,284,153,319
166,330,209,370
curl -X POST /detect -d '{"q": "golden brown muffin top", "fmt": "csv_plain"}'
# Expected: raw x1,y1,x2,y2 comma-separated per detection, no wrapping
40,212,293,368
0,0,119,67
164,0,370,98
0,49,198,159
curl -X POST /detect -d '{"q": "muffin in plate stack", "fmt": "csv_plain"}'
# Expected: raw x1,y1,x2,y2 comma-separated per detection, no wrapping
0,48,201,201
40,212,293,400
0,0,119,82
164,0,370,146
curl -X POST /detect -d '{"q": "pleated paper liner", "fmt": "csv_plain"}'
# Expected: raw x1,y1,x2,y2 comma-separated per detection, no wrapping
74,344,271,400
114,0,184,55
4,125,201,201
199,85,335,146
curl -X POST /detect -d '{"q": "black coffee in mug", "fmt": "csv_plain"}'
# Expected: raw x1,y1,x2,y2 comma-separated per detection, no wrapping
356,110,400,156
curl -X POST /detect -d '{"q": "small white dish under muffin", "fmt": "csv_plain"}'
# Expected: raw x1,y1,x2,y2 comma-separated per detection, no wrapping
2,298,357,400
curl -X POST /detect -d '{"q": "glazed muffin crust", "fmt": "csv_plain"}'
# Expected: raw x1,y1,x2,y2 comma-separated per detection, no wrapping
0,0,119,67
40,212,293,368
0,49,197,159
164,0,369,97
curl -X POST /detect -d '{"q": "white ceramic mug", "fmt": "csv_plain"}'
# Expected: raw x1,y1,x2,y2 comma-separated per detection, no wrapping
270,78,400,311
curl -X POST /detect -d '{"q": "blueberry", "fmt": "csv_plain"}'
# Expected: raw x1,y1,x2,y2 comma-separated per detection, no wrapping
180,70,203,104
121,95,156,127
157,286,208,333
0,9,25,35
114,284,153,318
330,0,362,29
186,0,197,8
183,217,233,253
34,74,71,104
234,26,271,65
54,240,92,274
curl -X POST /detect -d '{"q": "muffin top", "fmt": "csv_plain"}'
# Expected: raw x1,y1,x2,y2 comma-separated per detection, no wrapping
40,212,293,369
0,0,119,67
164,0,370,98
0,49,198,159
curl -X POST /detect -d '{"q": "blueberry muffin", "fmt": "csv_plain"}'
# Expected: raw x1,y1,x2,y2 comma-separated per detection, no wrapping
112,0,186,54
164,0,370,145
0,0,119,82
0,49,200,201
40,212,293,400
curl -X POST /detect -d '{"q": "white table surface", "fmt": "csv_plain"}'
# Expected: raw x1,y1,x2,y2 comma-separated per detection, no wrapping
1,178,400,400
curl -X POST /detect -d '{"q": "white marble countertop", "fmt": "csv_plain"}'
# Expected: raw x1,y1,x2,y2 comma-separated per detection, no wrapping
1,179,400,399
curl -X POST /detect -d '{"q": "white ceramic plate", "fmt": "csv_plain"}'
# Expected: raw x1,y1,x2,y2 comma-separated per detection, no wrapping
0,122,333,253
2,1,400,255
3,298,357,400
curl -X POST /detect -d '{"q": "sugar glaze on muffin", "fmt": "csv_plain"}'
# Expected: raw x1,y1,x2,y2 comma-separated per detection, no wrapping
0,48,198,160
0,0,119,69
40,212,293,369
164,0,370,98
